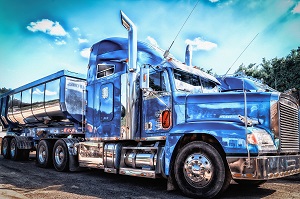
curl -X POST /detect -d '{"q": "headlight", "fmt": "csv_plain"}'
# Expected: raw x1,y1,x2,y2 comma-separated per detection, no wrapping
247,128,276,151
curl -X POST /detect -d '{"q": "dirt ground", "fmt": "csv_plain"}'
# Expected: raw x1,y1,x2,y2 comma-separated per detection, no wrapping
0,152,299,199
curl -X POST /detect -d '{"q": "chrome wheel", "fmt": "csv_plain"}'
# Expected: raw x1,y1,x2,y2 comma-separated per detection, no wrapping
10,139,16,158
54,145,64,166
184,153,213,188
38,145,47,164
2,138,9,157
53,139,68,171
175,141,230,198
36,140,53,168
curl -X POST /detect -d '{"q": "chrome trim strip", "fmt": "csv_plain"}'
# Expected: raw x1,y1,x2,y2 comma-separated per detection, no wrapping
119,168,156,179
227,155,300,180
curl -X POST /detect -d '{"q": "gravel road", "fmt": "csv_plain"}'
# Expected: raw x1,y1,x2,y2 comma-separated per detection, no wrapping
0,152,299,199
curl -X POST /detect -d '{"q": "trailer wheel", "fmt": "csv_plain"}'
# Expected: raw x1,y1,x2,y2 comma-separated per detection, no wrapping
2,137,11,159
234,179,267,187
36,140,53,167
174,141,230,198
53,139,69,172
10,138,21,161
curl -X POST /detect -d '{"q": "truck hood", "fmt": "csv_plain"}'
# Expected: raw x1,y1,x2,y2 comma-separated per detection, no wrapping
174,92,280,130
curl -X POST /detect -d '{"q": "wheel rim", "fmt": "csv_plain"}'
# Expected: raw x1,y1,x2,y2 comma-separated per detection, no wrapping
10,140,16,157
54,145,64,166
2,139,8,155
38,145,46,163
183,153,213,188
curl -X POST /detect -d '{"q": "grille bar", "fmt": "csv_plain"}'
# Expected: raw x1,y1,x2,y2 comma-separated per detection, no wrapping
279,100,299,152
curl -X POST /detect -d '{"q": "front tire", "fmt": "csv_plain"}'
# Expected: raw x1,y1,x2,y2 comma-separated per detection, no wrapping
174,141,230,198
36,140,53,168
2,137,11,159
53,139,69,172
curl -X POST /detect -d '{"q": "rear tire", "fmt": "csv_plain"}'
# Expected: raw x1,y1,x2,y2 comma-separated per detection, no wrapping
53,139,69,172
10,138,21,161
1,137,11,159
36,140,53,168
174,141,230,198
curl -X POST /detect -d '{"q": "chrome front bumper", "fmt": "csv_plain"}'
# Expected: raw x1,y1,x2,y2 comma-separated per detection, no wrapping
227,155,300,180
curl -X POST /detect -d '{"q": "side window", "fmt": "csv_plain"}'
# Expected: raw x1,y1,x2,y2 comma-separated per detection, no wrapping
97,64,114,78
149,71,170,92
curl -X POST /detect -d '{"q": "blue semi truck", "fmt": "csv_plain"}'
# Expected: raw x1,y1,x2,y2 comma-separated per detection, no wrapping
1,11,300,198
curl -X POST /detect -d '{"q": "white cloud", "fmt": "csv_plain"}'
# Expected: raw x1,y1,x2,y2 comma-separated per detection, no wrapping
80,48,90,58
209,0,219,3
55,39,67,45
146,36,159,47
78,38,88,43
27,19,68,36
292,2,300,14
185,37,217,51
73,27,80,32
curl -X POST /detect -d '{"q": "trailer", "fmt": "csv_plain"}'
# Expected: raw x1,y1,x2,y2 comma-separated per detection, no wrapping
1,11,300,198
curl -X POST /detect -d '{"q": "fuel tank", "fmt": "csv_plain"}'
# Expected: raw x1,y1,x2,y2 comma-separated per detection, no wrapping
0,70,86,128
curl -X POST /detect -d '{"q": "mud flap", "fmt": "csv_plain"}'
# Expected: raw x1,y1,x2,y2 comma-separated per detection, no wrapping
167,174,177,191
61,138,84,172
69,153,82,171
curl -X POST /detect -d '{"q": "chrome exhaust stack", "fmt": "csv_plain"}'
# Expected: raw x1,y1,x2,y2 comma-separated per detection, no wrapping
120,11,138,139
185,44,193,66
121,10,137,72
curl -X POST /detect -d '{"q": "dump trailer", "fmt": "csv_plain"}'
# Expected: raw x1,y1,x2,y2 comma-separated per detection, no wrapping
1,11,300,198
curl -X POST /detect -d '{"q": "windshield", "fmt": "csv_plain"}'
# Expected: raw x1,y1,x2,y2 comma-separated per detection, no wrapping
174,69,219,93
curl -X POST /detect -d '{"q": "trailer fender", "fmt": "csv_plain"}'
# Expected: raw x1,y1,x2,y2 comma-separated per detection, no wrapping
13,136,33,150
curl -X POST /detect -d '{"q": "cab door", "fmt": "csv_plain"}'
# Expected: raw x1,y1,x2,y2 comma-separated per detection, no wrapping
141,70,172,138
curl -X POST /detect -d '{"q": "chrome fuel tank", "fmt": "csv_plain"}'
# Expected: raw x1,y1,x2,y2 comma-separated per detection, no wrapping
0,70,86,128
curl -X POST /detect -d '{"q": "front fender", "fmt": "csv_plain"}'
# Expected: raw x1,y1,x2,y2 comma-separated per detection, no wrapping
164,121,258,175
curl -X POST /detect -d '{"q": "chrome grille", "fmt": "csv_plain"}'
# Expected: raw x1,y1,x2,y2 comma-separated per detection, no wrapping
279,99,299,152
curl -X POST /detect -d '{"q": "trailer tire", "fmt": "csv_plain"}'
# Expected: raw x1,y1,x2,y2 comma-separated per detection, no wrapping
53,139,69,172
2,137,11,159
10,138,22,161
174,141,229,198
36,140,53,168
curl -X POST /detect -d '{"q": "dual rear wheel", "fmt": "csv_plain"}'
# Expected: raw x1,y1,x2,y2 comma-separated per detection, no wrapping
36,139,69,171
1,137,30,161
1,137,69,171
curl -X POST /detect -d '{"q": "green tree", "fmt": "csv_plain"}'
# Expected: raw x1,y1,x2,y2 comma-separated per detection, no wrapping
0,87,10,95
234,46,300,92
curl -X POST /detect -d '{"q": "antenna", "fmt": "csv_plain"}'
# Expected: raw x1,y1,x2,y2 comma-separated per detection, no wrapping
222,32,259,80
163,0,200,59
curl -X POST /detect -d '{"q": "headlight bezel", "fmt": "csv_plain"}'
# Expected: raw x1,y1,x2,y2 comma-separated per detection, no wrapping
247,127,277,152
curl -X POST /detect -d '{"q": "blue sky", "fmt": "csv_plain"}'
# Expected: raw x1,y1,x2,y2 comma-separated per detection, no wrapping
0,0,300,89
